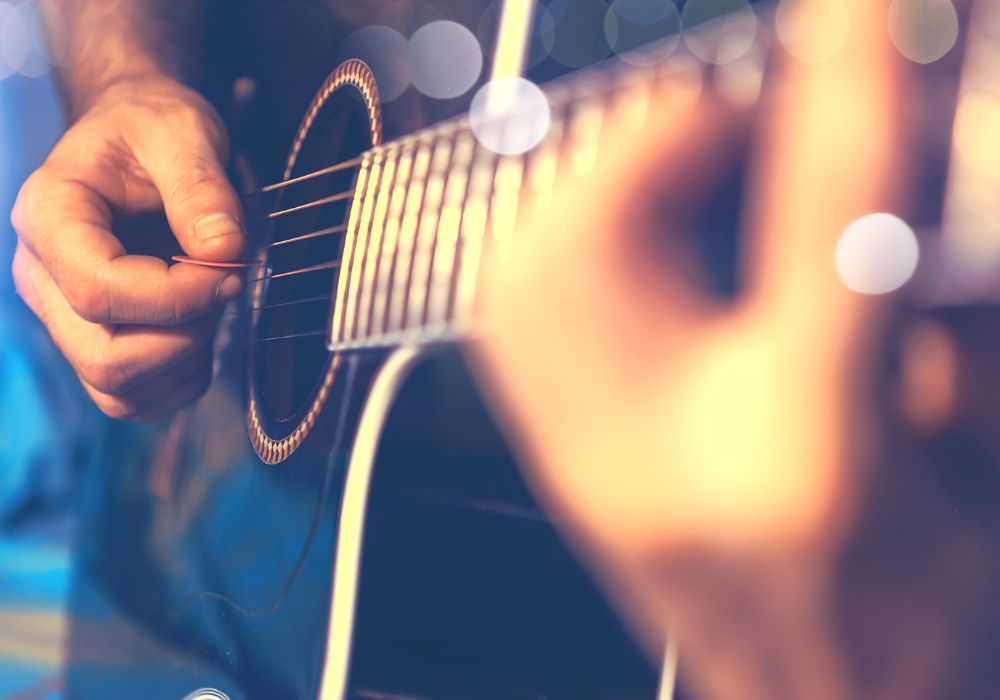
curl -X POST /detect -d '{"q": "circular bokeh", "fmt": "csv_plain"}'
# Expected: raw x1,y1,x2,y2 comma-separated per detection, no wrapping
605,0,681,66
407,20,484,99
470,77,551,155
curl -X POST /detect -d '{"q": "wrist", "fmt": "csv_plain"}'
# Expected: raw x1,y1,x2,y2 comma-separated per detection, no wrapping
68,69,181,120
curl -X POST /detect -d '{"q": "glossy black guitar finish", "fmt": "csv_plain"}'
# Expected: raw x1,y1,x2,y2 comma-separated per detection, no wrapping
62,55,661,700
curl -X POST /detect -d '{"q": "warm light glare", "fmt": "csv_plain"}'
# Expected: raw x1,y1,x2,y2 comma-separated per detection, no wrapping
470,77,551,155
775,0,850,64
478,1,556,70
408,20,484,100
682,0,757,65
954,90,1000,178
887,0,959,65
835,213,920,295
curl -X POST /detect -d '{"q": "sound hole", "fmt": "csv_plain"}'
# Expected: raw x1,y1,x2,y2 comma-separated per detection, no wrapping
252,87,372,429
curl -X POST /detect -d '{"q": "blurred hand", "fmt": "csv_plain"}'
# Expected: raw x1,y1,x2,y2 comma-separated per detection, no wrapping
10,75,244,421
470,3,961,698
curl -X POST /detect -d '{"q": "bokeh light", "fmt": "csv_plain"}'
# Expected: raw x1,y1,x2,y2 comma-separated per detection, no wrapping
835,213,919,295
548,0,612,69
887,0,959,65
682,0,758,65
337,25,411,102
470,77,551,155
604,0,681,66
407,20,483,100
0,2,29,79
775,0,850,64
19,0,61,77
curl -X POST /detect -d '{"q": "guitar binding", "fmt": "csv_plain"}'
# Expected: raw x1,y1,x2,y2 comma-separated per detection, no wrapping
248,59,383,464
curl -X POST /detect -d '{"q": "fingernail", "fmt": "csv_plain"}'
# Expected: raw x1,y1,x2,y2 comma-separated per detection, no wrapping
194,212,242,242
216,273,244,301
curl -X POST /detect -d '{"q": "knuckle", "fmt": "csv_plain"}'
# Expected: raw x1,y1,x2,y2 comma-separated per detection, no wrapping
65,274,112,323
81,350,132,396
165,101,208,131
11,169,51,235
149,277,179,325
170,165,220,207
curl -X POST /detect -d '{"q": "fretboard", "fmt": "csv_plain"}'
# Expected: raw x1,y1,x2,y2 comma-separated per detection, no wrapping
326,32,767,352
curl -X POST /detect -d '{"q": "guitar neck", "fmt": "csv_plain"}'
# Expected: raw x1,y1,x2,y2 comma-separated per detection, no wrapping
326,39,765,353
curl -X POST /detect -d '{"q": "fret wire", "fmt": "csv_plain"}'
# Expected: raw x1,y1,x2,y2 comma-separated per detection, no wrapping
488,152,526,263
330,153,374,345
385,138,434,336
343,151,387,342
248,42,715,205
567,89,609,177
251,71,649,227
267,224,347,249
404,132,455,335
355,146,399,340
454,142,500,326
251,117,465,198
427,131,475,329
524,97,568,215
370,141,416,337
259,72,658,343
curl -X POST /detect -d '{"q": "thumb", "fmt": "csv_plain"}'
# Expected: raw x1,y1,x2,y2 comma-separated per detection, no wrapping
143,124,246,262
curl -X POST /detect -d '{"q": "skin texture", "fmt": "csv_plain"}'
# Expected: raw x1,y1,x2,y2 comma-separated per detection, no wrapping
11,1,243,420
470,1,999,698
13,1,997,697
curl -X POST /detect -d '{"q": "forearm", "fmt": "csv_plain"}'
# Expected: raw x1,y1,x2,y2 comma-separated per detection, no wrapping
42,0,203,118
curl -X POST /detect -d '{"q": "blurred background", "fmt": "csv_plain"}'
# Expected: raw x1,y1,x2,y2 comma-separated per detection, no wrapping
0,2,107,696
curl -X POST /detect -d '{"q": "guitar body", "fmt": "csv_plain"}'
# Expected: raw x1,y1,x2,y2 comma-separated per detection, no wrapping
62,54,663,700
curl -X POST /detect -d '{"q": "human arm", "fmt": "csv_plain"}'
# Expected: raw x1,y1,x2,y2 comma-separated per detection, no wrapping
10,0,244,420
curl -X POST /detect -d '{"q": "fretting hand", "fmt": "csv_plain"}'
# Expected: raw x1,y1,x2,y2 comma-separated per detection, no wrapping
469,2,979,698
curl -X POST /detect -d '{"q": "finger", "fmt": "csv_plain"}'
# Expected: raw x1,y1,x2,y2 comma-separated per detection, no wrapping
490,77,752,366
78,348,213,422
12,244,219,397
11,169,244,325
136,118,247,262
745,0,908,321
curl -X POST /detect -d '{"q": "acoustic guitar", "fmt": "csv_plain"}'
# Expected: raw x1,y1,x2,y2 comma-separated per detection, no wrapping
61,1,979,698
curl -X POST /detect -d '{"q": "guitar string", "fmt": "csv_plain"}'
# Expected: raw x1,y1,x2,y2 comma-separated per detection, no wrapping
169,24,749,626
245,46,649,200
251,294,330,312
255,329,328,343
265,223,347,249
240,103,540,322
246,260,343,283
236,50,695,326
241,159,474,282
244,35,712,200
